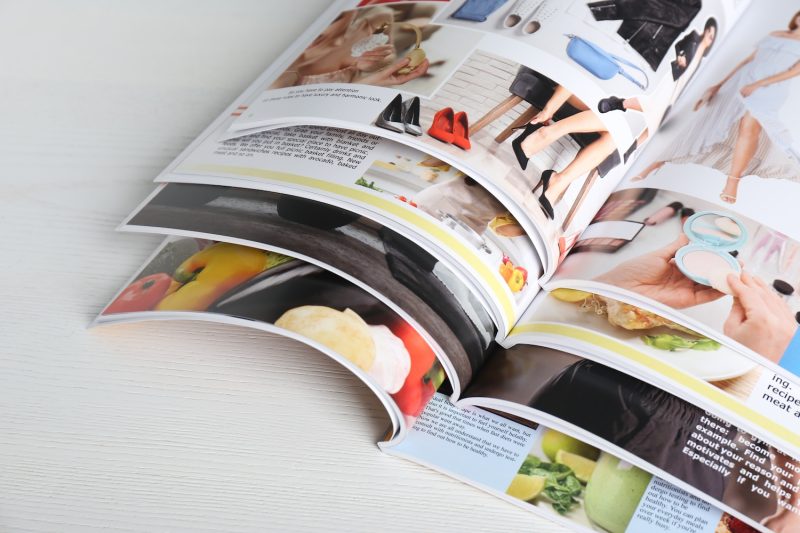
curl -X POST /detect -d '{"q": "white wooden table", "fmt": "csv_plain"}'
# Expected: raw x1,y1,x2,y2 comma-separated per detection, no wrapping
0,2,566,531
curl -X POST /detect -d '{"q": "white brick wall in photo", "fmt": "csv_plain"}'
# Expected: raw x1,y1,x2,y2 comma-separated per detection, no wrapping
420,50,581,182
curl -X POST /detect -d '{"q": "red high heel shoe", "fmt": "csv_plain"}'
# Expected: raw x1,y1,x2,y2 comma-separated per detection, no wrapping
427,107,455,144
452,111,471,150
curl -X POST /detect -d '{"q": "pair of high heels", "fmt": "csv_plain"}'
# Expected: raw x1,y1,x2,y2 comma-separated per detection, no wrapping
428,107,471,150
375,94,422,136
511,122,543,170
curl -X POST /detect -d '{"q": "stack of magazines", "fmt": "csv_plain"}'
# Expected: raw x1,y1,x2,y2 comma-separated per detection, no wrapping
95,1,800,531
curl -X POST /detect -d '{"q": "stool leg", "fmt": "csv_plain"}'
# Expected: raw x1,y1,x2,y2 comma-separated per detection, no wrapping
495,105,538,143
469,95,522,136
561,169,599,232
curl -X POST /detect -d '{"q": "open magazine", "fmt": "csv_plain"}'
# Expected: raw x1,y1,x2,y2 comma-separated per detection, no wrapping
93,1,800,531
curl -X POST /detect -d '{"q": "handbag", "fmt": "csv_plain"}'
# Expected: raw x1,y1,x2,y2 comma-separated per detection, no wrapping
565,34,648,90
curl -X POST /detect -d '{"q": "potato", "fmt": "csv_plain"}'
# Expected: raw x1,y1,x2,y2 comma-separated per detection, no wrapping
276,306,376,370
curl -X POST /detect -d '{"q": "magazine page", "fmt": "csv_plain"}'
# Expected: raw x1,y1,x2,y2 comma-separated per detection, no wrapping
119,183,499,390
508,289,800,458
544,2,800,360
544,164,800,405
456,346,800,532
154,0,742,277
152,132,543,336
115,182,800,447
94,237,451,439
385,392,761,533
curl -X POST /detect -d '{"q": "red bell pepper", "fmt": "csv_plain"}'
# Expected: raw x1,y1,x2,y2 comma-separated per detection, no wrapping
387,321,443,416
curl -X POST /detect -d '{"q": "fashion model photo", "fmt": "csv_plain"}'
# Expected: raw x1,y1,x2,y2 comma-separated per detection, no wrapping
509,82,616,221
636,10,800,204
597,17,718,129
417,53,624,240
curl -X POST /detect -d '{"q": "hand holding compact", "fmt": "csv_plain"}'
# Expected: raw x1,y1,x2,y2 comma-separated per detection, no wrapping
354,44,396,72
724,271,798,363
673,211,745,295
595,234,725,309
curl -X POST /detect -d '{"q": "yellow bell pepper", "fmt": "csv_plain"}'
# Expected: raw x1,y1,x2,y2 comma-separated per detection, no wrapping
156,243,289,311
507,268,527,293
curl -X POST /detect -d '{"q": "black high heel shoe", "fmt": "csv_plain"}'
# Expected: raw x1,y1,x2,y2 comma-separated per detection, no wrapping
402,97,422,136
511,123,543,171
375,94,404,133
536,169,555,220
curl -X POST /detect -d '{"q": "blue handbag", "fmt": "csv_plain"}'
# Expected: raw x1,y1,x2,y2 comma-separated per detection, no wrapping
565,34,649,90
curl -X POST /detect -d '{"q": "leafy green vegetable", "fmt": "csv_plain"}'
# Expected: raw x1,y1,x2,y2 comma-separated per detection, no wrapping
641,333,720,352
690,337,722,351
642,333,693,351
518,455,582,514
355,177,383,192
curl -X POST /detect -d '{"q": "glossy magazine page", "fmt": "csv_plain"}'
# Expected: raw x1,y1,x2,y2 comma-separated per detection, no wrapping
132,138,543,337
457,345,800,532
509,289,800,458
548,187,800,381
532,3,800,458
93,237,451,440
385,392,761,533
120,183,499,390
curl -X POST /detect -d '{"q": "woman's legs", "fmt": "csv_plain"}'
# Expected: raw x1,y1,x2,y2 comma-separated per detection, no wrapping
544,132,616,204
520,110,605,157
565,94,588,111
721,111,762,203
623,98,642,112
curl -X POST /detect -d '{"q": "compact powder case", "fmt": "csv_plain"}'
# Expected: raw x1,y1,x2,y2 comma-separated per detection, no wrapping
674,211,748,294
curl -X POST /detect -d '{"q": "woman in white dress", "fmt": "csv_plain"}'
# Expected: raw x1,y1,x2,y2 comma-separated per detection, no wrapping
638,10,800,204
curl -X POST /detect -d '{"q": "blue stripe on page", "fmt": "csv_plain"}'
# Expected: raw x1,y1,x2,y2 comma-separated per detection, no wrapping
779,328,800,375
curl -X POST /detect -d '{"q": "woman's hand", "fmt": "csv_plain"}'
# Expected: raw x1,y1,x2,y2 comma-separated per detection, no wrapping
357,57,429,87
530,105,557,125
724,271,798,362
354,44,395,72
740,82,762,98
694,83,721,110
594,234,725,309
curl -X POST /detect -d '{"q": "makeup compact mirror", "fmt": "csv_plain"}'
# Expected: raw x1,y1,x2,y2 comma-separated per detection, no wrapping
674,211,748,295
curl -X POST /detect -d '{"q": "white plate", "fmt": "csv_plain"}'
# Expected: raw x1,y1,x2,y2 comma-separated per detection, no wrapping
536,298,758,382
